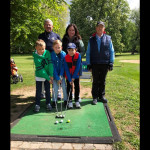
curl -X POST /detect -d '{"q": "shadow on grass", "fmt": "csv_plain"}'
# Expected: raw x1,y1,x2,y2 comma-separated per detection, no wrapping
11,97,95,123
10,94,35,123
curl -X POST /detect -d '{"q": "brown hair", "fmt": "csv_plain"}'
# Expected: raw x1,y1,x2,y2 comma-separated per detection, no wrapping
35,39,46,47
63,24,82,40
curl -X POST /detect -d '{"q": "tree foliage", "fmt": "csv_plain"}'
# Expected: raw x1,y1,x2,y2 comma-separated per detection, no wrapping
128,9,140,54
70,0,140,54
10,0,69,54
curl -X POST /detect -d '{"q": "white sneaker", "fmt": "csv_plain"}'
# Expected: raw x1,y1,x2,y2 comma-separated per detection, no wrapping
68,102,73,108
79,97,82,102
75,102,81,108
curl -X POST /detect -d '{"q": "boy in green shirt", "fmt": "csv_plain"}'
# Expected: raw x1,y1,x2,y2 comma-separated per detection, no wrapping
33,39,53,112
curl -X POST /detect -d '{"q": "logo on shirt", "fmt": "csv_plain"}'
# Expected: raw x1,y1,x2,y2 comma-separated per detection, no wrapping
68,43,73,46
51,37,55,41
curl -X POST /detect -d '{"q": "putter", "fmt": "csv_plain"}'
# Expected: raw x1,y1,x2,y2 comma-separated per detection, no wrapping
53,87,59,117
62,87,72,117
54,81,72,118
54,83,65,118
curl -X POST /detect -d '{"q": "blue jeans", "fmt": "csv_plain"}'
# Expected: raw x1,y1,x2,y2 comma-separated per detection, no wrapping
36,80,51,105
52,77,67,101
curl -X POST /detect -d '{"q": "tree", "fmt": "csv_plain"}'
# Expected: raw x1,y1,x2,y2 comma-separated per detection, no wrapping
129,8,140,54
10,0,69,54
120,8,140,54
70,0,130,53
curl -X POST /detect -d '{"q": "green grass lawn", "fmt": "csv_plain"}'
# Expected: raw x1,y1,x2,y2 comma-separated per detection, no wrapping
10,53,140,150
10,54,35,91
107,54,139,150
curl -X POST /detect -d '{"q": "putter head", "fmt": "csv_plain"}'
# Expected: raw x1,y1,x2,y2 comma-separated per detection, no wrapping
55,114,60,118
55,114,65,118
60,114,65,118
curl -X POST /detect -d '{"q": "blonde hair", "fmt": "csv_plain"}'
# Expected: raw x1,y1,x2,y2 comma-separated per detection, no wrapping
35,39,46,47
53,40,62,47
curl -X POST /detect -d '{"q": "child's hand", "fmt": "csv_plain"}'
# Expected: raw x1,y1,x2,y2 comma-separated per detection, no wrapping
49,80,52,84
59,76,63,81
87,65,92,72
49,77,53,84
69,78,75,85
57,80,62,85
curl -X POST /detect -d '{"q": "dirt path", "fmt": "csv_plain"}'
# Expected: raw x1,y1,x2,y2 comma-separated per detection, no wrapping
119,60,140,64
10,85,92,123
10,86,36,123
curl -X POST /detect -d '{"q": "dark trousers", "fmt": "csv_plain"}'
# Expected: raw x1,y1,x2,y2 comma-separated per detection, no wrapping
92,64,108,99
36,80,51,105
66,78,80,102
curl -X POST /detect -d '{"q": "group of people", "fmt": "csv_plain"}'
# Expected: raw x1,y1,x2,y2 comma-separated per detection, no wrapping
33,19,115,112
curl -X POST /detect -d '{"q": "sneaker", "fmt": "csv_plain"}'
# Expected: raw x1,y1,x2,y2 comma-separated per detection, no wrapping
46,103,52,111
34,105,40,112
92,99,97,105
68,102,73,109
41,93,45,99
99,97,108,103
75,102,81,108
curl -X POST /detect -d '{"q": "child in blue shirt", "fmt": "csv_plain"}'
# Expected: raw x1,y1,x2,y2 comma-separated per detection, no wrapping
51,40,68,107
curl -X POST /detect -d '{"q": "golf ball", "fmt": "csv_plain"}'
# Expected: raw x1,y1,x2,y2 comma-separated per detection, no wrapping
67,119,70,123
60,119,63,123
55,121,58,124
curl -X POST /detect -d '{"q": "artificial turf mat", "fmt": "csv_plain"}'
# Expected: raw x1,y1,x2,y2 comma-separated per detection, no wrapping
11,99,112,137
